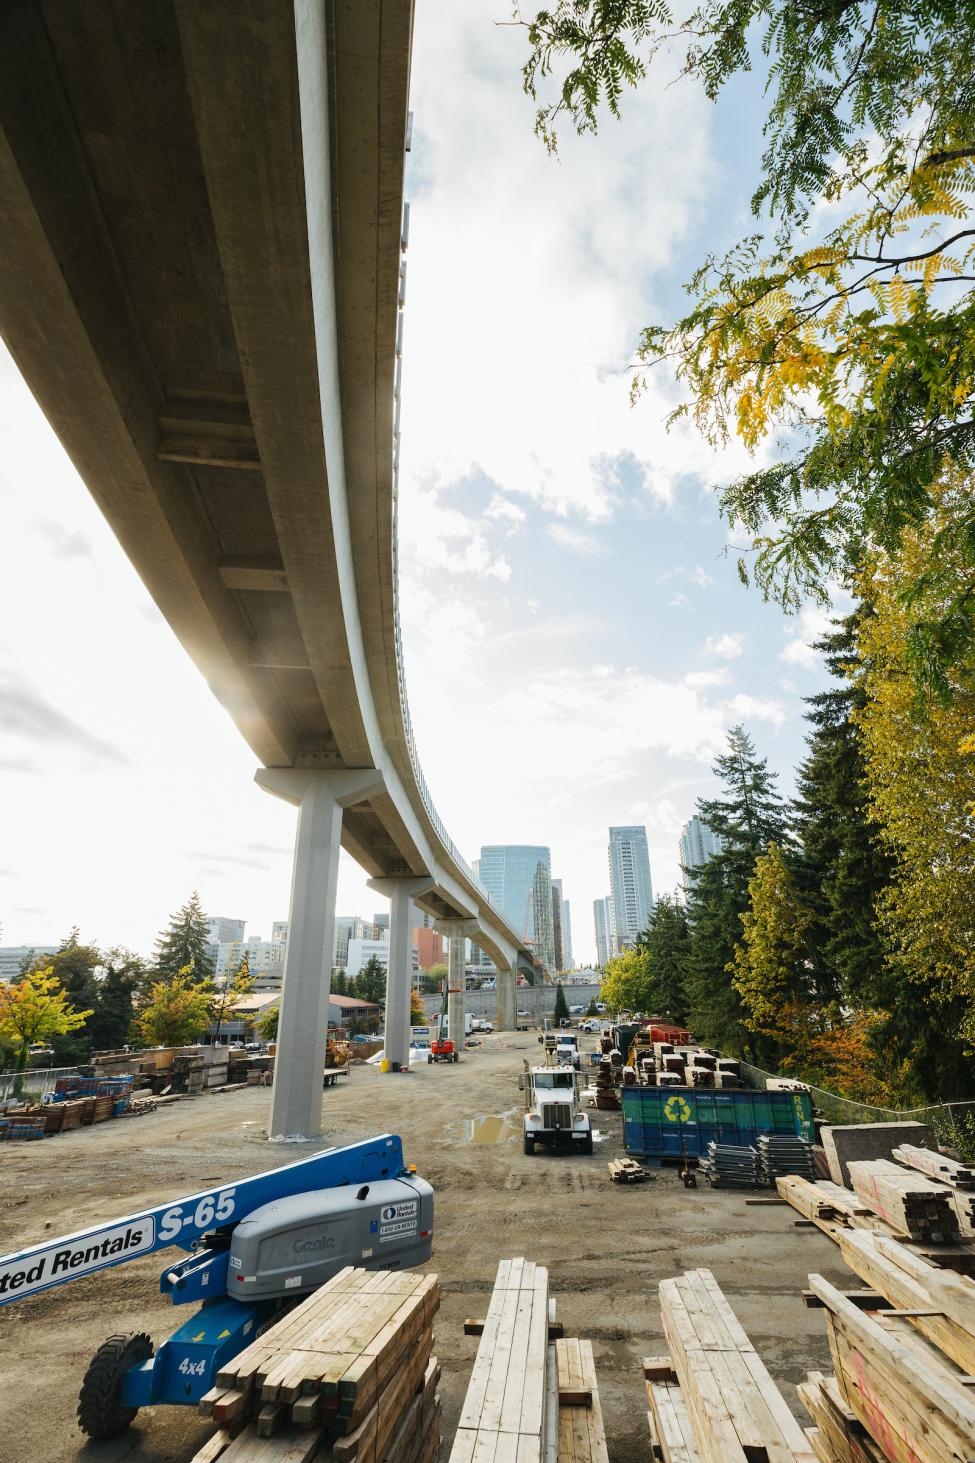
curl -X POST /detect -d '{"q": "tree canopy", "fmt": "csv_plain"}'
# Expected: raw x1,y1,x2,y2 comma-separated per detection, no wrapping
0,967,91,1073
519,0,975,686
137,969,214,1048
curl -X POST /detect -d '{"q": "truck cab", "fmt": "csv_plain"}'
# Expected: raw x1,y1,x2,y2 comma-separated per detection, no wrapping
522,1065,592,1155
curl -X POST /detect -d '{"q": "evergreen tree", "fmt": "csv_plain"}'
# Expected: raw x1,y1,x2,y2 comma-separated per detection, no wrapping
87,949,143,1053
152,892,215,984
685,726,788,1053
635,895,691,1022
553,983,569,1023
792,615,892,1007
331,969,347,997
355,955,388,1005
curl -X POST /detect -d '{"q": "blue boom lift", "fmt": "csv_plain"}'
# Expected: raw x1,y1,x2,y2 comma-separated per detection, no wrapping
0,1134,433,1440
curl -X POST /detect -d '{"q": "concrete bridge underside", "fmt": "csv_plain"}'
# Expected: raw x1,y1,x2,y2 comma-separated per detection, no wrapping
0,0,530,1136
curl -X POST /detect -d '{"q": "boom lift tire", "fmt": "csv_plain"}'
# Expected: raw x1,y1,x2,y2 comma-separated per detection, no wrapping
78,1331,153,1439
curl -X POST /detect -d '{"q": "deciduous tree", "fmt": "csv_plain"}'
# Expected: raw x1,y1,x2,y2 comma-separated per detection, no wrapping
730,844,814,1059
519,0,975,688
137,968,214,1048
854,488,975,1095
0,968,91,1081
211,955,254,1047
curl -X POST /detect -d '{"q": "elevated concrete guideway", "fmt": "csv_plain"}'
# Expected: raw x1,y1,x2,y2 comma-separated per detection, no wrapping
0,0,535,1137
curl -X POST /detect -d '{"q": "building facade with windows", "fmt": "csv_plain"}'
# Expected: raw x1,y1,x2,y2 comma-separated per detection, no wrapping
679,816,726,885
593,897,614,968
608,826,654,947
478,845,556,974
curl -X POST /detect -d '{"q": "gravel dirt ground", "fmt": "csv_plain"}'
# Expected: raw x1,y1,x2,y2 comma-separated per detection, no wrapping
0,1034,850,1463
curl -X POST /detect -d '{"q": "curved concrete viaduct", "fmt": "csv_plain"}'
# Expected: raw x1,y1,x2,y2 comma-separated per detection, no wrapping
0,0,536,1137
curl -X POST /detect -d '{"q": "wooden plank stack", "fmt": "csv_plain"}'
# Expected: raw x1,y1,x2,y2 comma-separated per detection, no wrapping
892,1143,975,1235
193,1267,441,1463
644,1357,700,1462
449,1259,608,1463
657,1268,815,1462
593,1060,620,1111
806,1272,975,1462
608,1158,650,1185
848,1159,960,1242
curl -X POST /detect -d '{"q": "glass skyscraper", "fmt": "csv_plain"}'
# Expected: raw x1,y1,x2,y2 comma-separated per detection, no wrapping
679,816,725,886
608,826,654,947
478,845,556,973
593,895,614,967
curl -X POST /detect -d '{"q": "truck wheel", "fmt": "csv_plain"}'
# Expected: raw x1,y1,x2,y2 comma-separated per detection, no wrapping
580,1135,594,1155
78,1332,153,1439
524,1135,535,1155
453,1052,459,1063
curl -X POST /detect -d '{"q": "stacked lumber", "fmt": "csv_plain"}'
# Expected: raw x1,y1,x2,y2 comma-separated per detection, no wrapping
892,1143,975,1190
93,1094,114,1122
775,1176,873,1225
450,1259,608,1463
0,1111,46,1141
893,1143,975,1236
449,1258,549,1463
555,1338,608,1463
645,1357,700,1463
848,1159,960,1242
608,1158,650,1185
656,1268,814,1462
804,1271,975,1462
593,1059,620,1111
797,1372,885,1462
194,1267,441,1463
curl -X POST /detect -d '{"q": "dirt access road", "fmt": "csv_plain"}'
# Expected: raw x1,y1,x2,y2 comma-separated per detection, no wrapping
0,1034,848,1462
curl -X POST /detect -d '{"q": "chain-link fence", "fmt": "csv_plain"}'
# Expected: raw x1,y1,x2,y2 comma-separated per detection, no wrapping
0,1066,79,1107
739,1058,975,1156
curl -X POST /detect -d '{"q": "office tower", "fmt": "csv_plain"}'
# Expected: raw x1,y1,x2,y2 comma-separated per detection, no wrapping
561,899,573,969
608,826,654,947
679,816,725,886
333,915,372,968
206,917,246,946
479,845,556,973
593,897,613,967
271,921,289,945
551,879,564,971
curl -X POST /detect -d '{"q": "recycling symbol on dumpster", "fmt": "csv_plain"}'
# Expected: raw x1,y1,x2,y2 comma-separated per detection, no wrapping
664,1095,692,1123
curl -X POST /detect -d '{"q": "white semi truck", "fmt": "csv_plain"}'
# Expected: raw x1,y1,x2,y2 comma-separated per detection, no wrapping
522,1063,593,1155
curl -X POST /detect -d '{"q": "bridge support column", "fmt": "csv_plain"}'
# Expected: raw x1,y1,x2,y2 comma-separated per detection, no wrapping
447,934,466,1052
496,967,517,1031
368,877,434,1074
256,767,383,1141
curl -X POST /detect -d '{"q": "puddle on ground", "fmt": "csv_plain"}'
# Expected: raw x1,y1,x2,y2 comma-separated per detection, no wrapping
465,1110,523,1144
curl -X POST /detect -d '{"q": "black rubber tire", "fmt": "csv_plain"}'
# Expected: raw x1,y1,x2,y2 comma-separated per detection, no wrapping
427,1054,433,1063
524,1135,535,1155
452,1052,459,1063
580,1135,594,1155
78,1331,153,1439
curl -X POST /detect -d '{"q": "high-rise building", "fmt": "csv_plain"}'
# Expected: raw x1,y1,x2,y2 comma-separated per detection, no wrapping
271,920,289,945
0,946,58,983
608,826,654,947
561,900,573,970
478,845,556,973
551,879,565,971
413,926,444,972
593,897,613,968
207,917,246,947
333,915,372,968
679,816,725,886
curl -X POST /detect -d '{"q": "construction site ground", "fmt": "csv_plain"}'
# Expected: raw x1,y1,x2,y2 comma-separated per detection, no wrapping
0,1033,849,1463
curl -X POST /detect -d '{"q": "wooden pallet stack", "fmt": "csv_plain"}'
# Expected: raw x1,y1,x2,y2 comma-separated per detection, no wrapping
450,1258,608,1463
193,1267,441,1463
646,1267,814,1462
848,1159,960,1242
593,1059,620,1111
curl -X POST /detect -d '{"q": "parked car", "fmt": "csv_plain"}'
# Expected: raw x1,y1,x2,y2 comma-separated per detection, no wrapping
517,1009,531,1017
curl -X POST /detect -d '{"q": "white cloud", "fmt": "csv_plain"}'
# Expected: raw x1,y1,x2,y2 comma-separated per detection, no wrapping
668,592,691,609
683,669,731,688
726,693,787,729
484,493,526,535
780,604,834,669
548,522,607,557
704,632,745,659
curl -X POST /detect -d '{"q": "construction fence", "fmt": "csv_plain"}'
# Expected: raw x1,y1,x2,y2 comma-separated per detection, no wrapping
739,1058,975,1155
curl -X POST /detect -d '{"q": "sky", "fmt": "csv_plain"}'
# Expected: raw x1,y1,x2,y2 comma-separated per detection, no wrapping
0,2,836,968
